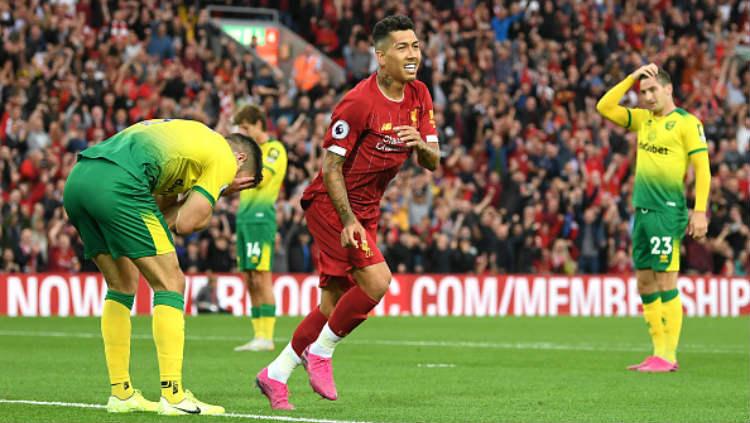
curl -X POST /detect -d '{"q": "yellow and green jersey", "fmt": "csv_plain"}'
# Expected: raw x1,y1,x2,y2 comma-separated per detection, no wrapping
237,139,287,223
626,107,707,212
79,119,237,207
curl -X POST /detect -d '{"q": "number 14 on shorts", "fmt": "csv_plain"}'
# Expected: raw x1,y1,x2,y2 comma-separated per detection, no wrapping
247,242,262,263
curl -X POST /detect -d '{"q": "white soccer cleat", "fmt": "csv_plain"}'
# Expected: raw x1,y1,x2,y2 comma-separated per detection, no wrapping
157,390,225,416
234,338,275,352
105,389,159,413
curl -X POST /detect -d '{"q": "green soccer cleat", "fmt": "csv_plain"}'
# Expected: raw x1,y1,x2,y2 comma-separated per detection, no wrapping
157,390,225,416
105,389,159,413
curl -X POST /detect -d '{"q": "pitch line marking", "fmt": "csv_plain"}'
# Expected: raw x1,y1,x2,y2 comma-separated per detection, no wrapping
0,399,384,423
417,363,456,368
0,330,745,354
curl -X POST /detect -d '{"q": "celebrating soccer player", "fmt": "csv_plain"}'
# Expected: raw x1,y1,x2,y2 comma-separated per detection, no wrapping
232,105,289,352
597,63,711,372
63,119,262,414
256,15,440,409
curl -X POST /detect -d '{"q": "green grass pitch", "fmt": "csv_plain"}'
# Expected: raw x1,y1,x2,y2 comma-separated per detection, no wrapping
0,316,747,423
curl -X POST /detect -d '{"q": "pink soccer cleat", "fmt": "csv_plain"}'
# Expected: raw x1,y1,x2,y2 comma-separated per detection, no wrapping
627,356,655,371
301,347,338,400
637,356,678,373
255,368,294,410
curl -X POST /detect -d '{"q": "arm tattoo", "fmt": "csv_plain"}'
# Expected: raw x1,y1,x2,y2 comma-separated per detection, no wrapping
322,151,356,225
416,143,440,171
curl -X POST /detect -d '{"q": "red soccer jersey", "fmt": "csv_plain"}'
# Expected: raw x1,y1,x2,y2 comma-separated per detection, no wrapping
302,73,439,220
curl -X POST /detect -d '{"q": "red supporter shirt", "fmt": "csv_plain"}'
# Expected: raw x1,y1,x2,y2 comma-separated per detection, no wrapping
302,73,439,221
48,247,77,272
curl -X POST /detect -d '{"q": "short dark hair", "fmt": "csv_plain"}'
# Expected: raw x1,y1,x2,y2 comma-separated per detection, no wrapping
225,133,263,185
372,15,415,49
639,67,672,86
233,104,266,130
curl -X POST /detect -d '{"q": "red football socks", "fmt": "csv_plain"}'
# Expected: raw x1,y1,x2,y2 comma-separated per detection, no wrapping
327,286,379,337
291,306,328,356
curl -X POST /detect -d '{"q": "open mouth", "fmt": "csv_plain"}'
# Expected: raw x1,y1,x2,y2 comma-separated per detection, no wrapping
404,63,418,74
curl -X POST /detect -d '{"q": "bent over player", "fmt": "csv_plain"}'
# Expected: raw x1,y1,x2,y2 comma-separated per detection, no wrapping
597,64,711,372
255,15,440,410
63,119,262,414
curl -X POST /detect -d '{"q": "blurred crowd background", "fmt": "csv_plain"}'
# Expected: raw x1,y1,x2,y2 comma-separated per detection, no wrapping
1,0,749,277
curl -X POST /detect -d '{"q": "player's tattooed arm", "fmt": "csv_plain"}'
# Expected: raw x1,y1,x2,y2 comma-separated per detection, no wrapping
323,150,367,248
415,142,439,171
322,151,356,225
396,126,439,171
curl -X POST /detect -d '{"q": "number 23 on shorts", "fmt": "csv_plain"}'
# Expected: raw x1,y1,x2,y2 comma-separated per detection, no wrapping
632,209,685,272
650,236,673,255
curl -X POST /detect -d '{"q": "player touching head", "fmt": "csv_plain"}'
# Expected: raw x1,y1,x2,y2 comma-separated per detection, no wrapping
165,131,262,237
597,64,711,373
225,132,264,191
635,64,675,116
63,119,263,415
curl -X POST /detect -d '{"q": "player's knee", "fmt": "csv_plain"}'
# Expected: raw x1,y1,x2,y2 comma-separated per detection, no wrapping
320,291,342,317
637,277,657,293
319,280,348,316
168,272,186,293
106,272,139,294
247,271,262,289
151,268,186,293
381,268,393,290
367,269,392,300
371,283,389,300
107,278,138,295
319,300,334,317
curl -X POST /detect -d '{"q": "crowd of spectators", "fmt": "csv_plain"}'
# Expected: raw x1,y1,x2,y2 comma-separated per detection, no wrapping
1,0,749,277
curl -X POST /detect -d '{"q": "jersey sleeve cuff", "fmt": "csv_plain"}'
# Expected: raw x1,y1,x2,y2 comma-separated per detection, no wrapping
625,109,632,129
688,148,708,156
263,164,276,175
327,145,347,157
192,186,216,207
426,134,439,143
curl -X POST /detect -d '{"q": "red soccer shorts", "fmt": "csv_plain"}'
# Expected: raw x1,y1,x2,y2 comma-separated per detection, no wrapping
303,198,384,287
